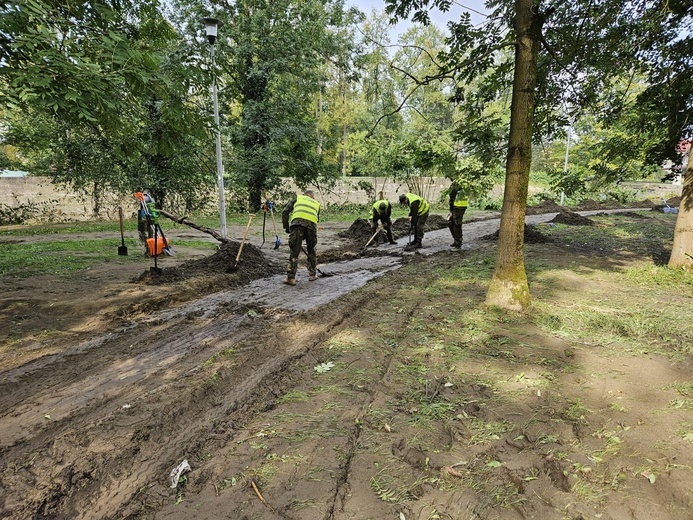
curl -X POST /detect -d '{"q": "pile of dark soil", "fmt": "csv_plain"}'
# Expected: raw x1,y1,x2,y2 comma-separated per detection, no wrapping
338,219,372,240
550,209,594,226
652,197,681,212
525,200,563,215
340,214,450,242
425,213,450,230
481,224,551,244
613,211,648,219
526,198,656,214
136,241,281,285
392,217,411,236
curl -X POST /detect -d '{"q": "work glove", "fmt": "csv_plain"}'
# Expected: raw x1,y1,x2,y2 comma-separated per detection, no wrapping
285,227,291,234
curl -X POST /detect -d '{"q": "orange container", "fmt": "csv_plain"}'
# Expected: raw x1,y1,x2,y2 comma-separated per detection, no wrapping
146,237,169,256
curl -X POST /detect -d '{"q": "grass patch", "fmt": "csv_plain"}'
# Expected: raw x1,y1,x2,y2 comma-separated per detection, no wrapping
540,212,676,258
0,239,139,277
0,238,217,278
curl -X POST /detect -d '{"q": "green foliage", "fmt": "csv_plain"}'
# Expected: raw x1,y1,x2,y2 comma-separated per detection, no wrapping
1,0,173,126
182,0,354,209
0,202,41,225
0,198,67,225
1,2,214,215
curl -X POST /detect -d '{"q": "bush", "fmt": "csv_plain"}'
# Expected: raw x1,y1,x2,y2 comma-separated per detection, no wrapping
0,202,40,225
472,196,503,211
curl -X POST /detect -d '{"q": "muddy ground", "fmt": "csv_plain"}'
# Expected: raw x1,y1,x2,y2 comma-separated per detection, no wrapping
0,200,691,520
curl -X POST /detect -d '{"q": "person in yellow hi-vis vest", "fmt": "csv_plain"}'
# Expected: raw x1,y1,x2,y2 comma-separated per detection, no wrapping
281,190,320,285
448,178,469,248
398,192,430,250
371,197,397,245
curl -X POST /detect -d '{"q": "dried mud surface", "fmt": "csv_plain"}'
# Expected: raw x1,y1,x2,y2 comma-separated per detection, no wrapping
0,202,690,520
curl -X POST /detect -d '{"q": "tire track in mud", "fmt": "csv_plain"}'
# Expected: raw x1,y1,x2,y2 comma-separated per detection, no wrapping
0,315,246,449
0,270,402,519
325,296,425,520
86,287,392,520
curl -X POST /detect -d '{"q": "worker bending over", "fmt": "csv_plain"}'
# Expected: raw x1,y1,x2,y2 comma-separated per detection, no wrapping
282,190,320,285
399,193,430,250
371,196,397,245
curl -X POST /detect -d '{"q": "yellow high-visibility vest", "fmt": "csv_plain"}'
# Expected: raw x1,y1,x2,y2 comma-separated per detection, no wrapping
373,199,390,215
453,191,469,208
291,195,320,224
406,193,429,215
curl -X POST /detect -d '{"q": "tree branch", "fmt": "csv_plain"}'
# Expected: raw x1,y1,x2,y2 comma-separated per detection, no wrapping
159,209,232,243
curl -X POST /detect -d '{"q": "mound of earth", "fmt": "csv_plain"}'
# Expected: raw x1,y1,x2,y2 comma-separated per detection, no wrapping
525,200,563,215
481,224,551,244
340,214,450,243
424,213,450,230
652,197,681,212
615,211,648,219
392,217,411,236
527,198,656,214
338,218,372,240
136,241,281,285
550,209,594,226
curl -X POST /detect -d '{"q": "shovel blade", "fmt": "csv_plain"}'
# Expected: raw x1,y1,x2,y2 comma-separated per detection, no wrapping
274,237,281,249
118,246,128,256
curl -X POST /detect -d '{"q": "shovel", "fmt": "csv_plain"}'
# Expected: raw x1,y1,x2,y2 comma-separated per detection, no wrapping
300,246,334,277
363,226,381,249
662,198,678,214
227,214,255,272
260,202,268,248
118,207,128,256
269,203,281,249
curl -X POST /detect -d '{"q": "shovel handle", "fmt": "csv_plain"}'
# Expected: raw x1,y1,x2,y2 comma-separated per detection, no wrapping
236,214,255,263
364,226,381,248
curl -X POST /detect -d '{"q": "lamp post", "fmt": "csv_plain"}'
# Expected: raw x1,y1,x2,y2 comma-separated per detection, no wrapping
560,115,574,206
202,17,227,238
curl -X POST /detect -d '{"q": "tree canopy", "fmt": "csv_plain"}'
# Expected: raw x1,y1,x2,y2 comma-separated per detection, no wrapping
1,0,691,273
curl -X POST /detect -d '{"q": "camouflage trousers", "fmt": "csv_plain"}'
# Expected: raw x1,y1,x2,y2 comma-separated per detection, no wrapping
287,225,317,279
448,207,467,243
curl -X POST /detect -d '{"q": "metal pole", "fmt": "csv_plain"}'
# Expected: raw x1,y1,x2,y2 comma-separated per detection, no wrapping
560,120,572,206
210,44,227,238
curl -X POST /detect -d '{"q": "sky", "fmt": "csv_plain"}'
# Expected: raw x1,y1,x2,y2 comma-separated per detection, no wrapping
346,0,491,40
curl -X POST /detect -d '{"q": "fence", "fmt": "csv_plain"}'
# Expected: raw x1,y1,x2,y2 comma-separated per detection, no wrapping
0,176,453,222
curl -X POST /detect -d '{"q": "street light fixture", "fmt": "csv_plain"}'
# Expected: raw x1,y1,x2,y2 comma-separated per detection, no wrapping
202,17,227,238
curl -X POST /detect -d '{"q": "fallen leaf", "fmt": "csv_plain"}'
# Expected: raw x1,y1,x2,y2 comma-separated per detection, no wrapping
442,466,463,478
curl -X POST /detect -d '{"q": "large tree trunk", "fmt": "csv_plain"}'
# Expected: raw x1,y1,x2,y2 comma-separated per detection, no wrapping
668,149,693,269
485,0,542,310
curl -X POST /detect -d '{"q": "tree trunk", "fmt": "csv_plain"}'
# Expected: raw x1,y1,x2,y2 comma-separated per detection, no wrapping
668,149,693,269
485,0,542,310
92,181,102,219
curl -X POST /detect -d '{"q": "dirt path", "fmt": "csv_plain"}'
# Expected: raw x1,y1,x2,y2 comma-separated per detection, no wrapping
1,206,690,520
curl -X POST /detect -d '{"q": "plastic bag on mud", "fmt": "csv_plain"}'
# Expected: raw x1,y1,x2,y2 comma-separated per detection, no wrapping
169,459,191,488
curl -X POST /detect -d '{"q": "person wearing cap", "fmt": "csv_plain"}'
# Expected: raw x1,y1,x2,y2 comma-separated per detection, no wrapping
398,192,430,250
281,190,321,285
447,178,469,248
371,196,397,245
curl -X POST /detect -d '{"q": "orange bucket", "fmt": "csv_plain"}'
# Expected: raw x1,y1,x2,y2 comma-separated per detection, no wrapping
146,237,169,256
